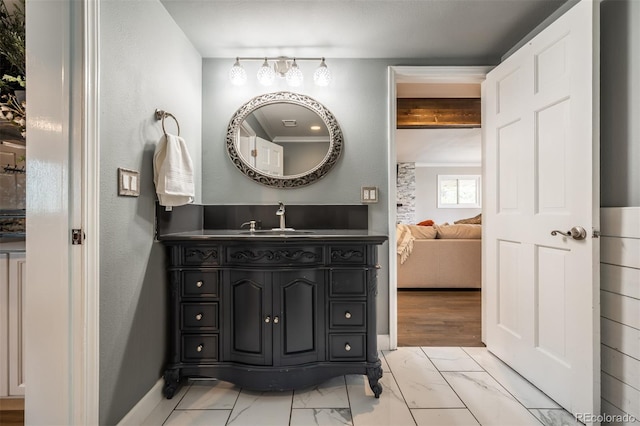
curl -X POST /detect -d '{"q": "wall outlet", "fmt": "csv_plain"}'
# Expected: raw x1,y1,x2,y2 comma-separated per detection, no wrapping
361,186,378,203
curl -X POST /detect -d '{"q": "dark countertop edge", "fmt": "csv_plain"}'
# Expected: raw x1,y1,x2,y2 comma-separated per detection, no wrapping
158,229,388,243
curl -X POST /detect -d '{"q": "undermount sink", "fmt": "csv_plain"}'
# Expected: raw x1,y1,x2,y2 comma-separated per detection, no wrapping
239,229,314,235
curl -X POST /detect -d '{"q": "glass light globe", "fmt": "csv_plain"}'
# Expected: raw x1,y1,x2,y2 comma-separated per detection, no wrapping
313,58,331,86
256,59,275,86
229,59,247,86
285,60,304,87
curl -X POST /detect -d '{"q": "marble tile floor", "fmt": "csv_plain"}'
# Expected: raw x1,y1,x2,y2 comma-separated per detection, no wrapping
143,347,582,426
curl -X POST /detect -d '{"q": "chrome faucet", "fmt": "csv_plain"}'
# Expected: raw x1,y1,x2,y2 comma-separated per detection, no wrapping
240,220,257,232
276,201,286,230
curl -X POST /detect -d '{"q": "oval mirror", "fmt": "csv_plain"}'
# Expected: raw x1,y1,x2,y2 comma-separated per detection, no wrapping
226,92,343,188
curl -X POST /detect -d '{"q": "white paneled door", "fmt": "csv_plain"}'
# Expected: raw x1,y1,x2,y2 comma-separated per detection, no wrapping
255,136,284,176
483,0,599,419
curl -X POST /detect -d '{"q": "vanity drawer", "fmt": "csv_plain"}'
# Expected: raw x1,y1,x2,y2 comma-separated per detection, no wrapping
329,245,366,265
226,245,323,266
329,270,367,297
329,334,365,360
182,271,219,298
182,334,219,362
330,301,366,329
181,303,219,330
183,246,219,266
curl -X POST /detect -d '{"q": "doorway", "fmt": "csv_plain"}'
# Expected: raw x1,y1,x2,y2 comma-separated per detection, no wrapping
387,66,492,350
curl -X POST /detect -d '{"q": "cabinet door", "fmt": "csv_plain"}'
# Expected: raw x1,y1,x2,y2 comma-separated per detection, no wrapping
273,270,324,366
224,270,272,365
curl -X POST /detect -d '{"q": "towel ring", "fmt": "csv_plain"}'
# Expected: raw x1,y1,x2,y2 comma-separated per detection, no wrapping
155,109,181,136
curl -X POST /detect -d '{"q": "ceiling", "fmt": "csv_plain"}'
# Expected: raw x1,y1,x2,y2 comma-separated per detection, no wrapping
396,128,482,164
250,103,330,141
160,0,568,62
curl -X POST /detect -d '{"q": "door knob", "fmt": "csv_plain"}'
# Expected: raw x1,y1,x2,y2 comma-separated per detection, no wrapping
551,226,587,240
265,316,271,323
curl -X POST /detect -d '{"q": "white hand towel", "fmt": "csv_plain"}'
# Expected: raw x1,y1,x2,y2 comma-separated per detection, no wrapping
153,133,195,207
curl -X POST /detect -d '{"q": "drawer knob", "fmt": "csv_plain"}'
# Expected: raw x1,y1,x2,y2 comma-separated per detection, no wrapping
345,343,351,352
265,316,271,323
345,311,352,319
196,280,203,288
195,313,203,321
273,316,279,324
196,344,203,352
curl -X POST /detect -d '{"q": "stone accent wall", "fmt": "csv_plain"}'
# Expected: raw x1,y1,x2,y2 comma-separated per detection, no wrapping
396,163,415,224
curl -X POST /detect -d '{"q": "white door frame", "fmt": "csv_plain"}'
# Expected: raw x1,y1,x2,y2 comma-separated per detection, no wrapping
25,0,100,423
387,66,493,349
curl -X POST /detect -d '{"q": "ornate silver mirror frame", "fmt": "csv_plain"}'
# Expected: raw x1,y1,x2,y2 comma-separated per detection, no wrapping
226,92,343,188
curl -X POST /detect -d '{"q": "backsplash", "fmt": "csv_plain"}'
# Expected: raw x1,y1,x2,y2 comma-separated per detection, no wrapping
156,203,369,236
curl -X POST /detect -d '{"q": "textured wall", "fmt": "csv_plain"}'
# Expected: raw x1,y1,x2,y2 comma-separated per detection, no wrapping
99,1,202,424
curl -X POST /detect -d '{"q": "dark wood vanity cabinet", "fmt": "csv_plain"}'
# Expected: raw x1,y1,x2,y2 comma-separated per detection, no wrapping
224,268,324,366
161,237,385,399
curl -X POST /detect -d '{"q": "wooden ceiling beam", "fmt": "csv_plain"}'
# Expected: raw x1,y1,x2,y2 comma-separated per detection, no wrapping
397,98,481,129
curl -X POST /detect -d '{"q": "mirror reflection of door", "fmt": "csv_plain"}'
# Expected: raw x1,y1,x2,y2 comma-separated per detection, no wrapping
254,136,283,176
239,121,284,176
237,122,254,166
236,102,330,177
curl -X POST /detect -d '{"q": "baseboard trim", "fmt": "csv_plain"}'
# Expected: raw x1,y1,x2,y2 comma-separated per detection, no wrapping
117,378,164,426
377,334,391,351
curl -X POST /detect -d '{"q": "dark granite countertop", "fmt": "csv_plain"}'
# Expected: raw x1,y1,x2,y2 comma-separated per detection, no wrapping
158,229,387,243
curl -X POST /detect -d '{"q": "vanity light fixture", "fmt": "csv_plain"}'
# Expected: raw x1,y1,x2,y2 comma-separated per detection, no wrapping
285,59,303,87
229,56,332,87
229,58,247,86
313,58,331,87
256,58,275,86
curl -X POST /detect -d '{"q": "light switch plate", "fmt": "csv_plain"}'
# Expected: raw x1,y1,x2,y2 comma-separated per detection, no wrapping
361,186,378,203
118,168,140,197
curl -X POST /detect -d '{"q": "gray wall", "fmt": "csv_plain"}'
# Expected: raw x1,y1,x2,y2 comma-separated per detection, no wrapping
201,57,486,336
601,0,640,208
599,0,640,422
99,1,202,424
415,166,482,224
202,58,393,332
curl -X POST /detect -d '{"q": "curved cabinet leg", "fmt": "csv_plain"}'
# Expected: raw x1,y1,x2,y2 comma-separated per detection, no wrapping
366,365,383,398
163,368,181,399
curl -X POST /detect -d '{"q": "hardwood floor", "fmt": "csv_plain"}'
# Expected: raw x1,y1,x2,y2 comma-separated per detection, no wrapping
397,289,484,347
0,399,24,426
